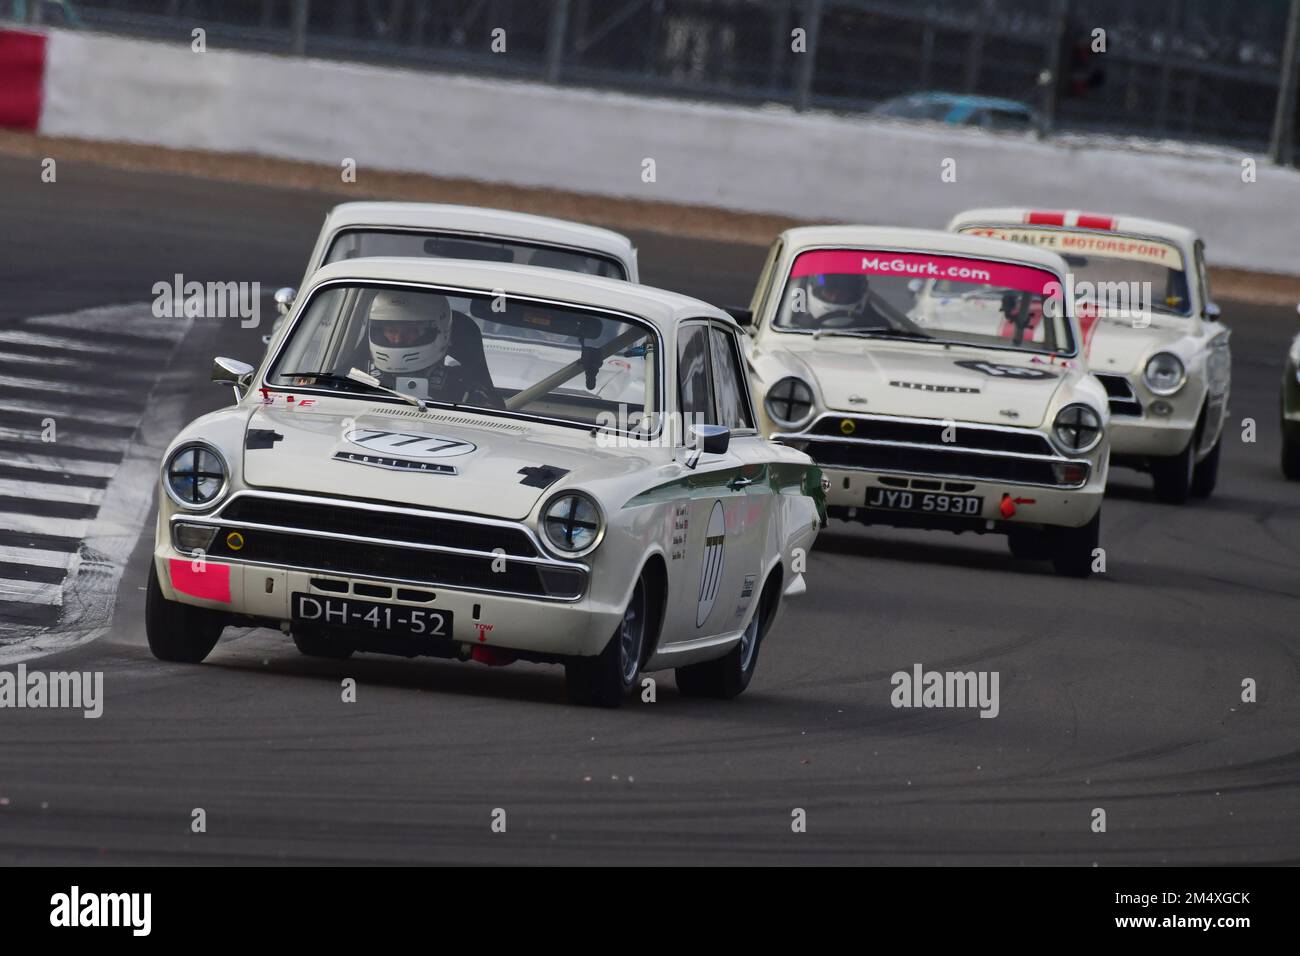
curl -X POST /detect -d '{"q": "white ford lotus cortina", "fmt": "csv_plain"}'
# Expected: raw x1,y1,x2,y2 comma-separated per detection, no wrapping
949,208,1230,503
733,226,1109,577
266,201,639,344
149,258,825,706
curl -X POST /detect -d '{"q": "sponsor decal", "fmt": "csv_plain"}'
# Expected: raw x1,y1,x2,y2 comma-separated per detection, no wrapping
959,226,1185,270
954,360,1059,380
790,249,1058,295
696,500,726,627
259,389,316,407
344,429,477,458
671,503,689,560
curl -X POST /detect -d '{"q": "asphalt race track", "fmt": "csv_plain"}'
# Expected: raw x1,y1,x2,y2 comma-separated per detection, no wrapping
1,155,1297,865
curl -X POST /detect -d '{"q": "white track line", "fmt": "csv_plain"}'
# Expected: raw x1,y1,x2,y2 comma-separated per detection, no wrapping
0,479,105,506
0,425,133,454
0,513,91,538
1,371,137,397
0,397,144,427
0,454,117,479
0,578,63,605
0,544,77,570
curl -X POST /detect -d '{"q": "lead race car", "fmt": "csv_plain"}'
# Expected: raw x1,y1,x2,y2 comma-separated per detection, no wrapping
949,208,1231,503
733,226,1109,576
149,258,824,706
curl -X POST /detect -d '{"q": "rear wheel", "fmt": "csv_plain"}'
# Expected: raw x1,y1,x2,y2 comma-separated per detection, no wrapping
676,574,774,699
292,626,355,660
1049,509,1101,578
565,575,647,708
1150,437,1195,504
1283,430,1300,481
1190,433,1222,498
145,562,225,663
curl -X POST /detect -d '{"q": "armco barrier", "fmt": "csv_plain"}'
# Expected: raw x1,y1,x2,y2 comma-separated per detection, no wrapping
21,27,1300,276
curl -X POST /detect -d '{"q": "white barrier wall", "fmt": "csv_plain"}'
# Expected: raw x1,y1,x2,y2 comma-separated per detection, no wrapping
39,28,1300,275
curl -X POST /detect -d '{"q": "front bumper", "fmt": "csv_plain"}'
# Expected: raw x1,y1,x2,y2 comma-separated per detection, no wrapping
156,490,623,658
775,413,1104,531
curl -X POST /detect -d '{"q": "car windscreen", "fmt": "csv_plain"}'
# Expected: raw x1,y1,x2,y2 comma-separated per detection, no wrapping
267,283,656,429
958,226,1191,316
324,229,627,280
773,248,1073,355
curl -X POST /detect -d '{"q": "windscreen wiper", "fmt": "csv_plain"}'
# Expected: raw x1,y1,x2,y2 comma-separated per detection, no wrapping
279,369,426,410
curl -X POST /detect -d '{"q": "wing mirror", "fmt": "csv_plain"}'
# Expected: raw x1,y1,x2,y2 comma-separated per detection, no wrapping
1204,301,1222,320
691,424,731,455
212,356,255,401
274,287,296,317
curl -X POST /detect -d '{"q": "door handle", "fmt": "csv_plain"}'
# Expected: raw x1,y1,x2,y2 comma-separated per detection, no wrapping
728,475,755,490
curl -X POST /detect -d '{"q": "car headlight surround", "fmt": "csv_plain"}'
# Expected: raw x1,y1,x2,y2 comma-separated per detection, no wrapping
764,376,815,428
540,491,605,557
164,441,229,510
1052,403,1103,454
1143,351,1186,396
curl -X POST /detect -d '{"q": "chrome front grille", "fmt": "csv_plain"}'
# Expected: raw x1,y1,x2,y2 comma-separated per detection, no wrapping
777,414,1088,488
174,491,586,601
1094,374,1142,417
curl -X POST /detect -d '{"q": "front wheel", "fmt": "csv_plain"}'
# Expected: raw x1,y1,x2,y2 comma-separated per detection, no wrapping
676,575,773,699
565,575,648,708
145,562,225,663
1190,433,1222,499
1283,429,1300,481
1150,437,1195,503
1049,509,1101,578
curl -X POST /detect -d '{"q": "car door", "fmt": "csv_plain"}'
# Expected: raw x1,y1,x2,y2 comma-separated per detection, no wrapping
660,321,763,645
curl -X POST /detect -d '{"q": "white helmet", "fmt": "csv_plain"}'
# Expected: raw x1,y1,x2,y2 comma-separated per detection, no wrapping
806,273,869,321
368,291,452,374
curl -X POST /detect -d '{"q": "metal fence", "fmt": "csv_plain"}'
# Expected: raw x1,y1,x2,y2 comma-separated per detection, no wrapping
9,0,1300,154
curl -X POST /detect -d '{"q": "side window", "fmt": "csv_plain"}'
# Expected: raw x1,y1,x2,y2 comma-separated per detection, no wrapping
709,325,754,430
677,323,715,426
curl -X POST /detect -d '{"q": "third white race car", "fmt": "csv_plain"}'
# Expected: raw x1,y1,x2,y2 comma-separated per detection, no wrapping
949,208,1230,503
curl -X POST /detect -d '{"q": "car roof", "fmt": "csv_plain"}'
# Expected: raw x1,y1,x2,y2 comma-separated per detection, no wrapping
320,202,637,264
948,207,1199,248
303,257,733,331
774,225,1072,275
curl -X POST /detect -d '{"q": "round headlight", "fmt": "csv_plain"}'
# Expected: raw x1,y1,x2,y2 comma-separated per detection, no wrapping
541,492,604,556
764,377,815,428
164,442,228,509
1143,352,1186,395
1052,404,1103,454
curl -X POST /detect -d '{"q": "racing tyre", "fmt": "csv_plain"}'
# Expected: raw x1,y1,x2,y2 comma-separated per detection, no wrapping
145,562,225,663
292,626,355,660
1049,510,1101,579
676,575,773,700
1283,432,1300,481
1190,434,1222,498
1150,438,1195,504
565,575,648,708
1007,529,1052,561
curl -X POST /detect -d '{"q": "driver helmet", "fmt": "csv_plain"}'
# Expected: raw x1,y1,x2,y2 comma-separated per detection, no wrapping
807,273,869,320
368,290,453,374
